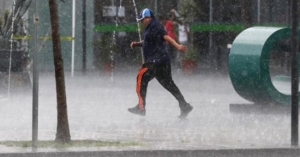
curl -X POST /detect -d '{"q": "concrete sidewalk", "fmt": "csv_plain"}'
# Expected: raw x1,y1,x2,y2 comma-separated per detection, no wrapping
0,71,298,155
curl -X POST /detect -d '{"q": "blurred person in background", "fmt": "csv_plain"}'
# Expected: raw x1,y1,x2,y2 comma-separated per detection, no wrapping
176,16,190,69
159,11,178,69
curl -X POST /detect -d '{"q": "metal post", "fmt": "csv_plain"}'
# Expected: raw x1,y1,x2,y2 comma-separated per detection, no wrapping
209,0,213,69
71,0,76,77
257,0,260,25
32,0,39,150
82,0,87,74
209,0,213,62
291,0,298,146
287,0,291,26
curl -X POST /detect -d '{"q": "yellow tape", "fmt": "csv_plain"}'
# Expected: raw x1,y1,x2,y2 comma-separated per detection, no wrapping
12,36,74,41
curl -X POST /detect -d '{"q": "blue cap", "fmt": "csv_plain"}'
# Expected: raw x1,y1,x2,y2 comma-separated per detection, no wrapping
136,8,155,21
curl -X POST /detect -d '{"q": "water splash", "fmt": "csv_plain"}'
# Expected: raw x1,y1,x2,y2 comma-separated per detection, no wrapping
132,0,144,63
7,0,16,98
109,0,125,82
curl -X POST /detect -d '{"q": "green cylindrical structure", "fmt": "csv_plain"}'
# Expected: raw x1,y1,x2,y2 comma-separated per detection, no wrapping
229,27,297,105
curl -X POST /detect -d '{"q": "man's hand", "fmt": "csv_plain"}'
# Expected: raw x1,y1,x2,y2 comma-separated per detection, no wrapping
177,45,188,53
130,41,142,48
163,35,187,53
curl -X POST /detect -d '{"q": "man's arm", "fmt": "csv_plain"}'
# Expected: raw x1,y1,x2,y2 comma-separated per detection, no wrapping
130,41,143,48
163,35,187,53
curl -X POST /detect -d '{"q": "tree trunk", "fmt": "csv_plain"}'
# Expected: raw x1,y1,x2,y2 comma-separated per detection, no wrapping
49,0,71,143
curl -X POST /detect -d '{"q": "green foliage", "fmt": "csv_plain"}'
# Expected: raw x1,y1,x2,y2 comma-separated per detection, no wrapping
3,10,9,25
182,46,199,61
0,10,9,34
1,10,27,38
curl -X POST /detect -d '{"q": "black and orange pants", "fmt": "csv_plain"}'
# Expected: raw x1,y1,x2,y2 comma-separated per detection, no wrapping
136,63,187,110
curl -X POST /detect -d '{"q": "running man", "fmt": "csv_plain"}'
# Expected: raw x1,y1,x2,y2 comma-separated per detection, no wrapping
128,8,193,118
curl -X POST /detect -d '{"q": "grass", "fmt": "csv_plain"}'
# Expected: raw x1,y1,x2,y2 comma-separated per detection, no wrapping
0,140,139,149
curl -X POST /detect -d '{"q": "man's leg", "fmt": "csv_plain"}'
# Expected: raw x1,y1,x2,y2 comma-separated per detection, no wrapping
128,64,154,116
136,67,152,110
156,64,186,104
155,63,193,118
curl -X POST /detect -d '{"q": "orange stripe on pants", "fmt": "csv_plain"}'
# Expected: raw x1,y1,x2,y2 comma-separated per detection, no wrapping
136,68,148,110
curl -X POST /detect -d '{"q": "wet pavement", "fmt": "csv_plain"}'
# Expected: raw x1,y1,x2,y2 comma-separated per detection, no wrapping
0,69,298,155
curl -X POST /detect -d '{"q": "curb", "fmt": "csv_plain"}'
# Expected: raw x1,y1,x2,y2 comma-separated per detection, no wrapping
0,148,300,157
